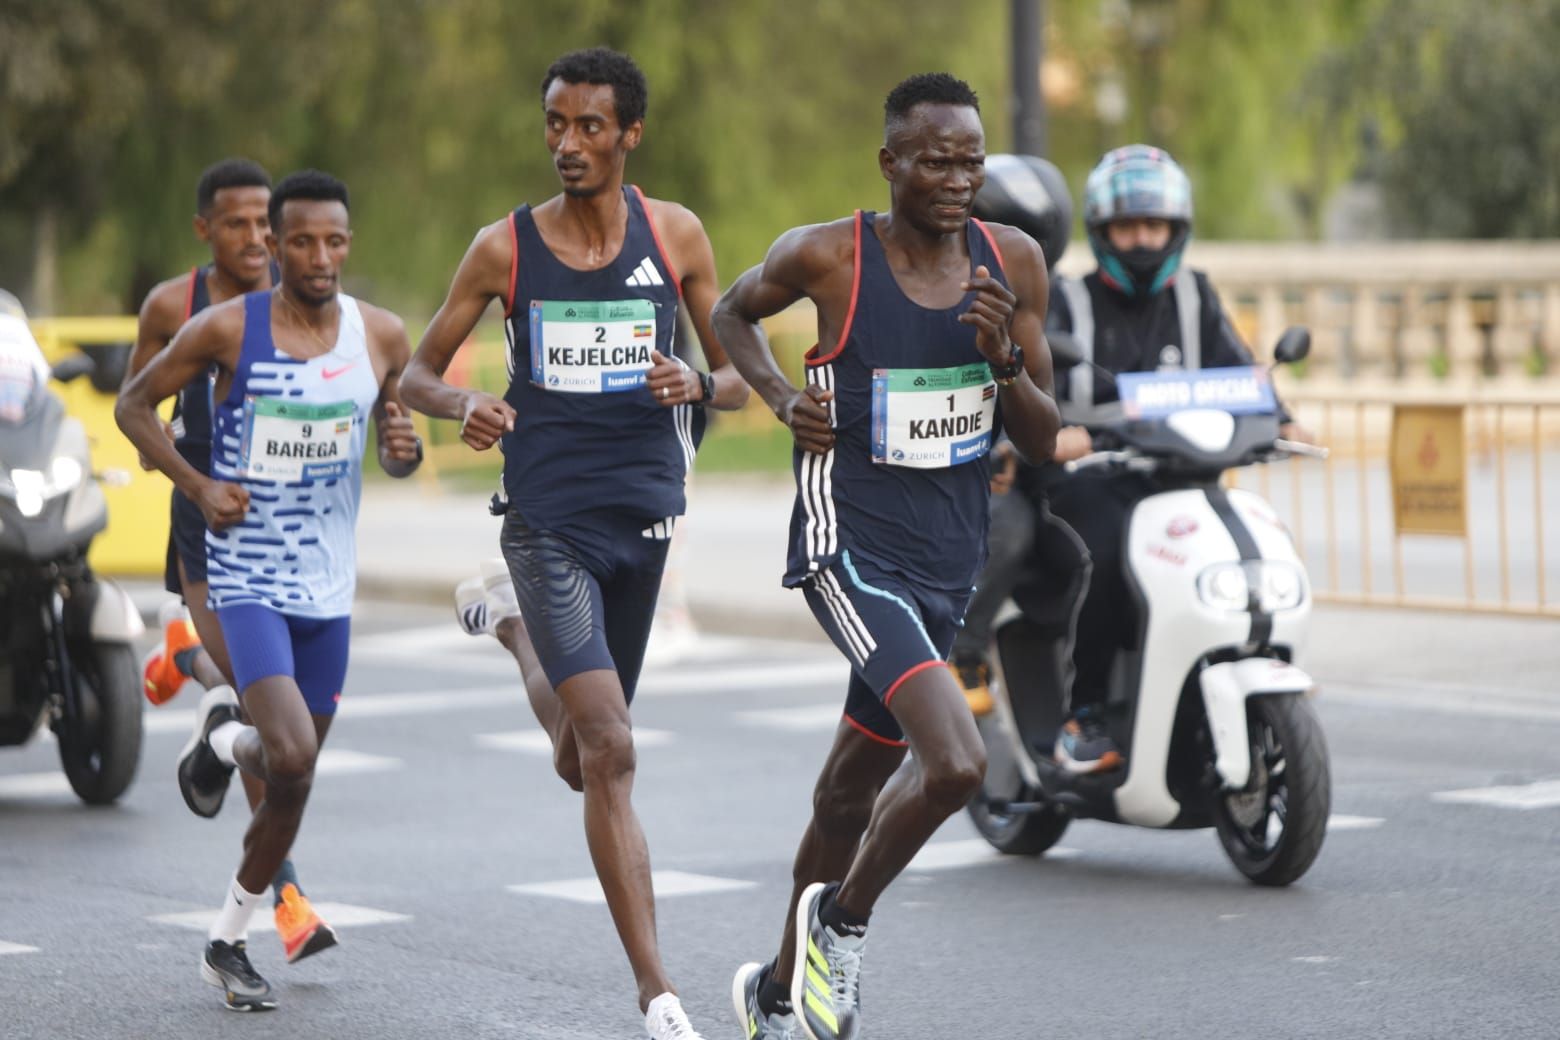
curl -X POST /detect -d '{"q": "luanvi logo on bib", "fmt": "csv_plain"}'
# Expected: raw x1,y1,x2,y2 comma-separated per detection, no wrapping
528,299,658,394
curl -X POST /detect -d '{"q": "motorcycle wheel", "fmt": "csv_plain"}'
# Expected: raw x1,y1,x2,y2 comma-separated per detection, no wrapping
1212,693,1330,887
967,796,1071,856
57,642,142,805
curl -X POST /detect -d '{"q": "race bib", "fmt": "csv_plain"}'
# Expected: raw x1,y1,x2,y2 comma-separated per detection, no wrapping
870,362,996,468
239,397,354,481
529,299,657,394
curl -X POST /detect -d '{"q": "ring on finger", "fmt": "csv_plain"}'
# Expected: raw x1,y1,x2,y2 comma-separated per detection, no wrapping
660,386,670,400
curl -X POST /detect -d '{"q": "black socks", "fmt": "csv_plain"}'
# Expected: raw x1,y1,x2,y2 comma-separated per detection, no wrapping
818,882,870,937
756,960,792,1017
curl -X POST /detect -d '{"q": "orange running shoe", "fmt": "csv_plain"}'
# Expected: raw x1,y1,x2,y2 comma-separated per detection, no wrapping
274,883,338,964
141,600,200,706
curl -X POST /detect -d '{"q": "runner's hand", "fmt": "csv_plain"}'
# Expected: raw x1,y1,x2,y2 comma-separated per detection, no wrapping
989,440,1017,495
780,383,835,456
195,479,249,533
646,350,696,408
460,391,515,451
958,265,1017,368
380,401,420,461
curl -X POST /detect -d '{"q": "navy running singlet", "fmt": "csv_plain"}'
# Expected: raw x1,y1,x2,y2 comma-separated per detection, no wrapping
501,186,704,528
785,211,1010,592
172,262,280,476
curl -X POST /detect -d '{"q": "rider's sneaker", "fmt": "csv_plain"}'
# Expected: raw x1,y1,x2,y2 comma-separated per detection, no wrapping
733,961,799,1039
201,939,277,1012
142,599,200,705
952,656,994,716
1055,707,1123,774
274,883,338,964
177,686,240,818
644,992,705,1039
790,883,865,1040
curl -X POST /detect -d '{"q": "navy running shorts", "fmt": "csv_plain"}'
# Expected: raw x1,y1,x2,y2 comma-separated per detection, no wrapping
163,488,208,596
802,549,971,746
216,602,351,715
500,507,672,700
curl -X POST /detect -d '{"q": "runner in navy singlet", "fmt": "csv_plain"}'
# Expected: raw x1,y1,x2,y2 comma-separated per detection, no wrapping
118,170,423,1010
712,74,1060,1040
400,48,748,1040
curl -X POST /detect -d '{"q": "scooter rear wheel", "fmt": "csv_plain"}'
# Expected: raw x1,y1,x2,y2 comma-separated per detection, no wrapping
967,789,1071,856
1212,692,1330,886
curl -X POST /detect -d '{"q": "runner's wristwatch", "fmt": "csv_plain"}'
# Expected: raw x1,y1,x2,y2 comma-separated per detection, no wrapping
697,370,717,403
990,344,1024,386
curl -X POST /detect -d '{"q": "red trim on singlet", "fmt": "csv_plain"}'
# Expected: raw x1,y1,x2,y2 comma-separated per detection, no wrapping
883,659,948,708
805,210,863,367
183,266,200,322
503,211,520,318
971,218,1007,278
843,712,909,748
631,185,683,299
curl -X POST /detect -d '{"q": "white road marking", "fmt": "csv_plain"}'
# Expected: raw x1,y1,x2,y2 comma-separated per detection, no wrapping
476,729,673,754
1327,814,1385,831
1432,779,1560,810
1293,955,1336,964
149,903,410,932
508,870,757,904
1323,679,1560,725
907,838,1079,873
313,749,402,776
737,705,844,732
0,940,40,955
143,685,524,735
0,772,72,799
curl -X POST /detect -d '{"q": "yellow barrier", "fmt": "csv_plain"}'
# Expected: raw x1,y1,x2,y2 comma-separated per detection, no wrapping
29,317,172,578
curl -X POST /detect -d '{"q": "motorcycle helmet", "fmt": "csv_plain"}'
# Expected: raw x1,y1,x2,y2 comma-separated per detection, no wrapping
973,154,1072,273
1084,144,1192,296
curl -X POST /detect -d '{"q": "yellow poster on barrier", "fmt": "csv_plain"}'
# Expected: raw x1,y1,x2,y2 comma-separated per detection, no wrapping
1390,405,1466,536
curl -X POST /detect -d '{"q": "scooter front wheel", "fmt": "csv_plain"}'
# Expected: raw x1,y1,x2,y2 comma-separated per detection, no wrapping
57,641,142,805
1212,692,1330,886
968,795,1071,856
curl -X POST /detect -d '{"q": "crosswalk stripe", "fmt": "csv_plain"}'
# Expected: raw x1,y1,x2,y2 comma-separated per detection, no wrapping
149,902,410,932
0,772,72,799
313,749,402,776
1327,814,1385,830
508,870,755,904
1432,779,1560,810
737,705,844,732
0,940,40,956
908,838,1079,872
476,729,673,754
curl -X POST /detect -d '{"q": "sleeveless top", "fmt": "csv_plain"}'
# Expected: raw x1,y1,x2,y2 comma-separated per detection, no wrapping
500,185,703,529
785,211,1009,592
172,262,281,474
206,290,380,617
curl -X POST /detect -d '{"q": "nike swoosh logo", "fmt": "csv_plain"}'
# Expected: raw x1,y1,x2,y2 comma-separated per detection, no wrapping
321,364,355,380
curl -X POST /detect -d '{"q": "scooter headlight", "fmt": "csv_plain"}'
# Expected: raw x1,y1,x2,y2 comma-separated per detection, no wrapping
11,468,45,518
1197,561,1306,613
51,456,82,494
1197,563,1251,611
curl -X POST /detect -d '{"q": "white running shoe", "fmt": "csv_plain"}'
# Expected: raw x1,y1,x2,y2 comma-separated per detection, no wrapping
645,992,705,1040
454,559,521,637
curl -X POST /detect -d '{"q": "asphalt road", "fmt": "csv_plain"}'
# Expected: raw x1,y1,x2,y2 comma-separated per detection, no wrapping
2,600,1557,1040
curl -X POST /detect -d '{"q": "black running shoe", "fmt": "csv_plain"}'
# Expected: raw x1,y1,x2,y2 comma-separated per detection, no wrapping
201,939,276,1011
1055,707,1123,774
789,883,864,1040
177,686,240,818
733,960,800,1039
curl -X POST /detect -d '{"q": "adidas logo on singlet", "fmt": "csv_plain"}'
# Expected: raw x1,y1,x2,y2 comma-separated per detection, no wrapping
625,257,665,288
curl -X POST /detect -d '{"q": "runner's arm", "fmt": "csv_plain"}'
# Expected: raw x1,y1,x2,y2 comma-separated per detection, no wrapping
656,202,749,410
122,278,187,467
401,219,516,450
973,228,1059,464
115,306,249,530
712,226,842,454
365,307,422,479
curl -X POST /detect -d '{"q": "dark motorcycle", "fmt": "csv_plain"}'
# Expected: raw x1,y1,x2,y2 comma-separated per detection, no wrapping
1,352,143,804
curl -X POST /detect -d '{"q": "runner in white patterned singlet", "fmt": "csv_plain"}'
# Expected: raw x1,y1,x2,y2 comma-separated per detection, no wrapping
116,169,422,1012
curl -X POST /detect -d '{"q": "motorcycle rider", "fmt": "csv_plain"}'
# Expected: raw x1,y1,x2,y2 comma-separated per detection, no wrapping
957,144,1309,773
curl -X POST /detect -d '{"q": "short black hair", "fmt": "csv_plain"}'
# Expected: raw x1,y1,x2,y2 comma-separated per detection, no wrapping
884,73,980,140
195,158,271,216
268,169,350,232
541,47,648,129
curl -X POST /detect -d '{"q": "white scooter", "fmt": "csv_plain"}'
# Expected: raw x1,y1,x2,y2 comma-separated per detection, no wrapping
968,328,1331,886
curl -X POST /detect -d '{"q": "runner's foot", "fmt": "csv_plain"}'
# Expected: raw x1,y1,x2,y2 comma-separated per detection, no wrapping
177,686,240,818
143,599,200,705
790,883,865,1040
201,939,277,1011
274,883,338,964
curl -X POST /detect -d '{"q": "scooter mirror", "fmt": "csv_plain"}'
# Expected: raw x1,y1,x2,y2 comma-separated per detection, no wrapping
1047,331,1086,369
50,352,96,384
1272,326,1311,365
